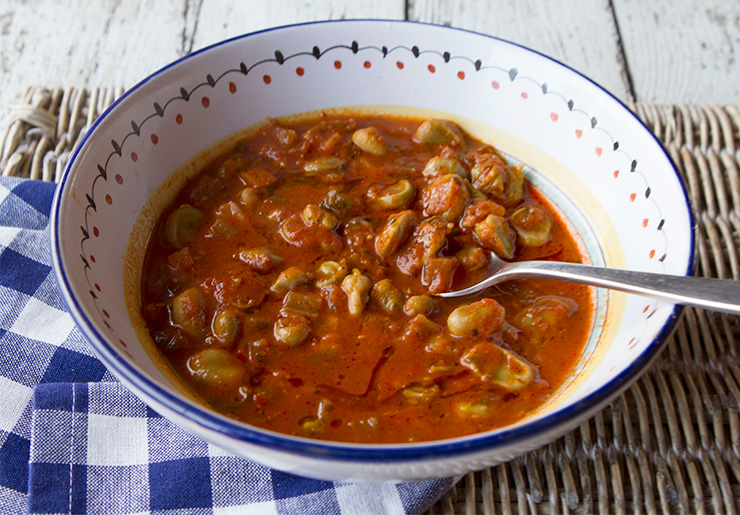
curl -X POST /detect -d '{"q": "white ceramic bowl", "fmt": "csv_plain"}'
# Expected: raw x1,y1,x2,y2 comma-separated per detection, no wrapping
50,20,693,481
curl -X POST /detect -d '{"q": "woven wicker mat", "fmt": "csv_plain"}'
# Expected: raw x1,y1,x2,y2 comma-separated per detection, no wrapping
3,86,740,514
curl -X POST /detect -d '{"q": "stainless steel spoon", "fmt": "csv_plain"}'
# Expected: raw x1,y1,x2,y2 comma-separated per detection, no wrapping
437,253,740,315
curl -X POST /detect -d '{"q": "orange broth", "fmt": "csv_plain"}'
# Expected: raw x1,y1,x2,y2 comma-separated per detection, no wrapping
140,114,593,443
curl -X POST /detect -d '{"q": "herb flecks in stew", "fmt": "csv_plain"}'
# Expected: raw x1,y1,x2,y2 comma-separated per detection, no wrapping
141,115,592,443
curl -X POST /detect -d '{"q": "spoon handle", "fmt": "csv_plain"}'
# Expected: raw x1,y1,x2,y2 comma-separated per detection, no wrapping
498,261,740,315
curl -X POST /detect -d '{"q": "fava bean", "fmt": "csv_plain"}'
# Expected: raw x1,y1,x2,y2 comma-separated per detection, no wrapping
368,179,416,210
163,205,202,249
171,286,209,338
303,156,345,174
402,384,440,403
403,294,437,316
351,127,388,155
413,119,465,146
456,401,491,417
425,334,457,355
422,156,467,178
515,296,578,344
470,154,523,205
320,190,358,218
447,298,505,338
370,279,403,314
375,210,419,258
315,260,349,287
509,204,553,247
341,270,372,315
274,314,311,345
187,349,245,390
271,266,312,294
239,187,259,206
211,306,242,347
301,204,339,230
460,343,535,391
456,246,489,272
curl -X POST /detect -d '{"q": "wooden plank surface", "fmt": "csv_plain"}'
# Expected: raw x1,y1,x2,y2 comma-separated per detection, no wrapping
0,0,197,120
190,0,404,50
409,0,633,103
0,0,739,122
612,0,740,105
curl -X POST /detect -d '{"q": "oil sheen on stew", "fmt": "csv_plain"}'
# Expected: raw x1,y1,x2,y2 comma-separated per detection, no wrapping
140,114,593,443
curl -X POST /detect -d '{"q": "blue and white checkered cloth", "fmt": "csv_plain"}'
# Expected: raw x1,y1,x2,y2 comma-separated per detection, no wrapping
0,176,455,515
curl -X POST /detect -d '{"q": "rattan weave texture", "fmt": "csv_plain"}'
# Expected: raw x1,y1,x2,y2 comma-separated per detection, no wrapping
3,86,739,514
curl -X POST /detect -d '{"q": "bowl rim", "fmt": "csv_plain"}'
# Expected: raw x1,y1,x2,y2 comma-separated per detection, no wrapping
50,19,694,463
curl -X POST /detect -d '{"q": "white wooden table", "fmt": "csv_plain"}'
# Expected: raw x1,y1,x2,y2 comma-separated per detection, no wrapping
2,2,740,514
0,0,738,120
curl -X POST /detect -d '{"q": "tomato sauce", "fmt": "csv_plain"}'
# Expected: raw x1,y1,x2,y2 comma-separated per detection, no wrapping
140,114,593,443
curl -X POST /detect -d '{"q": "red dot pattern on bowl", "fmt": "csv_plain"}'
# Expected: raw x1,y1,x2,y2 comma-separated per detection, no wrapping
78,40,670,353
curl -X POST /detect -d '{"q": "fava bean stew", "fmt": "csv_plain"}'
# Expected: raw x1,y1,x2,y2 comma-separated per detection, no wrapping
140,114,593,443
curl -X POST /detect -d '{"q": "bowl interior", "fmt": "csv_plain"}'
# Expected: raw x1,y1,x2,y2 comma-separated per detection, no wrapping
52,21,692,454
